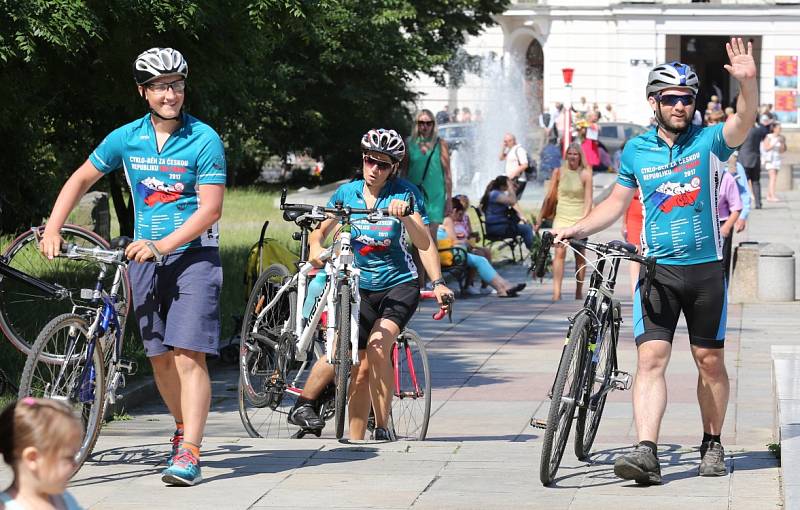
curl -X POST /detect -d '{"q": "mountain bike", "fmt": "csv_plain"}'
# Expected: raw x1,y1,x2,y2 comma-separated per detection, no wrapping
17,240,135,472
0,224,131,357
531,231,657,486
238,190,440,440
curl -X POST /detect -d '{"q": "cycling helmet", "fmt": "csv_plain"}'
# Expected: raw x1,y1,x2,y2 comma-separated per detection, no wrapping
361,129,406,163
646,61,699,97
133,48,188,85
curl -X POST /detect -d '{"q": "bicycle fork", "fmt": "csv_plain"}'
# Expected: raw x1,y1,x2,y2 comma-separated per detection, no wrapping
393,338,423,399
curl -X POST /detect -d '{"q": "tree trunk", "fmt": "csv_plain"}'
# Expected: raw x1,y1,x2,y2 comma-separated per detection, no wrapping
106,173,134,237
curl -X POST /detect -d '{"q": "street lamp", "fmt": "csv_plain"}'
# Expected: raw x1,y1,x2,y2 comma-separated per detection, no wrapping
561,68,574,157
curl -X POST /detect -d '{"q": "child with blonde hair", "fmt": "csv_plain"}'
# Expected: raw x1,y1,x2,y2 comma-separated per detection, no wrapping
0,398,83,509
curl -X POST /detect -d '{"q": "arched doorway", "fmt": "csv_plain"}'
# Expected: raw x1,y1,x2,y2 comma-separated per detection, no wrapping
525,39,545,120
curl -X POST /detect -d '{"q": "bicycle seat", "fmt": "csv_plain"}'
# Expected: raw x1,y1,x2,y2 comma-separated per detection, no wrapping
283,209,304,222
110,236,133,250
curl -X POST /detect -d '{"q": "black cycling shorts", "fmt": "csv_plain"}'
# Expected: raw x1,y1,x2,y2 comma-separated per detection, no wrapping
358,281,420,349
633,261,727,349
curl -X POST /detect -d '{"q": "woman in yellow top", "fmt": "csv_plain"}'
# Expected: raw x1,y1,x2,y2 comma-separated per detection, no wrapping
536,143,593,300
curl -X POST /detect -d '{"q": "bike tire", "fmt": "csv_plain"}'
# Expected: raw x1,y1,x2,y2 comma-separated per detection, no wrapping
0,225,131,358
388,328,431,440
333,281,352,440
238,264,301,438
539,313,589,486
575,302,620,460
18,313,106,474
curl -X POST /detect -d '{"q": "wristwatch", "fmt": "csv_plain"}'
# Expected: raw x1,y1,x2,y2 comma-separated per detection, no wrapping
145,241,164,264
431,278,446,288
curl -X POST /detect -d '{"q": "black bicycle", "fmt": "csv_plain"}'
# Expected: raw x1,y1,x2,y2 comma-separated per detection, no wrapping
532,231,656,486
0,225,131,360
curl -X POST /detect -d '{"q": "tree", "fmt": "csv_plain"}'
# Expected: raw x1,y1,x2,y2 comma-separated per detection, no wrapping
0,0,509,235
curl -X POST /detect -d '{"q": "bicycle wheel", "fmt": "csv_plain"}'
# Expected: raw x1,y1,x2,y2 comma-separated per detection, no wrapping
238,264,301,438
333,281,352,439
389,328,431,440
539,313,589,486
18,313,106,472
575,302,619,460
0,225,131,356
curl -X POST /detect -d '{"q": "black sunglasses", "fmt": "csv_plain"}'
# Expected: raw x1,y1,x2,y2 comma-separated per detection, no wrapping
417,120,434,126
657,94,695,107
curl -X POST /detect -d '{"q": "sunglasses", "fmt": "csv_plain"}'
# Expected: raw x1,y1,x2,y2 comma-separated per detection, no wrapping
417,120,434,126
146,79,186,94
656,94,695,107
363,155,393,171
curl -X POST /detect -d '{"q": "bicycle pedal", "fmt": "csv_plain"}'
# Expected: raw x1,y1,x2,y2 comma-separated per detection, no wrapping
118,359,137,376
611,371,632,391
530,417,547,429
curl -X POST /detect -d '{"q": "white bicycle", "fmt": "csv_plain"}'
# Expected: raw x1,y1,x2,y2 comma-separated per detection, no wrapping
238,190,433,440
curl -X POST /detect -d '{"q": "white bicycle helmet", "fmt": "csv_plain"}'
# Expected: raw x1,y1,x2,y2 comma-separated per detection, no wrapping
133,47,188,85
361,129,406,163
646,61,699,98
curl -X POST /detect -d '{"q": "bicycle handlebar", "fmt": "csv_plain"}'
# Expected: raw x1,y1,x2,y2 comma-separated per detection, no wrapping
60,243,127,265
534,231,657,301
279,188,415,223
432,294,454,321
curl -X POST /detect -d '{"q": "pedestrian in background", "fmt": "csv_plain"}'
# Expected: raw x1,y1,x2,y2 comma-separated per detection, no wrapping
403,109,452,287
738,114,771,209
763,121,786,202
499,133,529,198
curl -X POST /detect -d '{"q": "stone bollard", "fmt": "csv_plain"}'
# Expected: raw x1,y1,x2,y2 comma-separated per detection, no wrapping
71,191,110,242
731,242,760,303
776,163,793,191
758,243,795,302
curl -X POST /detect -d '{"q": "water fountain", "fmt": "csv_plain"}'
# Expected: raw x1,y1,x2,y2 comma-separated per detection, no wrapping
450,53,545,207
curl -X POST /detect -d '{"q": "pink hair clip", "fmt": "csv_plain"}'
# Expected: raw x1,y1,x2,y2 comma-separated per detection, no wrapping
21,397,36,406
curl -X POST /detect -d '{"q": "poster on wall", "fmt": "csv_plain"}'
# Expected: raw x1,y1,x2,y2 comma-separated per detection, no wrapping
775,56,798,89
774,89,797,124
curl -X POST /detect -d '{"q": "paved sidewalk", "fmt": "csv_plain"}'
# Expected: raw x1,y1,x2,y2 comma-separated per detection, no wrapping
3,171,796,509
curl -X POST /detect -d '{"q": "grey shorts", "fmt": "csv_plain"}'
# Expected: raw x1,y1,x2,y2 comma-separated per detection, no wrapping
128,248,223,357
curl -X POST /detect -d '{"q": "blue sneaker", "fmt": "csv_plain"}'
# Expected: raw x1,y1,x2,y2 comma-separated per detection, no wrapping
162,448,202,486
166,429,183,467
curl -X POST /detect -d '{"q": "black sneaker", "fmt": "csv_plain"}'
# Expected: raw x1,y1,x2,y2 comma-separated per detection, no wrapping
372,427,396,441
699,441,727,477
288,401,324,430
614,444,662,485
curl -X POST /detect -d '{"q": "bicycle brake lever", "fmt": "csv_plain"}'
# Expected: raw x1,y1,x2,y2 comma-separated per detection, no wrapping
432,295,454,321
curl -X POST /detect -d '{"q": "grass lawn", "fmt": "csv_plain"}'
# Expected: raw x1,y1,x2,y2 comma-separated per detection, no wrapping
0,184,535,390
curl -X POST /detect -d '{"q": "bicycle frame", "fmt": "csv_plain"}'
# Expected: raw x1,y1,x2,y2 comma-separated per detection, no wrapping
0,255,71,300
251,221,361,368
49,247,129,406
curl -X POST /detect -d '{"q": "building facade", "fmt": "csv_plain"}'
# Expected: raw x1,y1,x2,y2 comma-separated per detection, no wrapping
412,0,800,127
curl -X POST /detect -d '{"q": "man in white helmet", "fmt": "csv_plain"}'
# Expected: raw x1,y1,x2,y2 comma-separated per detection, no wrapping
40,47,225,486
552,38,758,484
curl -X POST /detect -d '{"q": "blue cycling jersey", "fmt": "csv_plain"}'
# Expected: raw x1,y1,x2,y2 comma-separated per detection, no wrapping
327,178,428,291
617,123,736,265
89,113,226,251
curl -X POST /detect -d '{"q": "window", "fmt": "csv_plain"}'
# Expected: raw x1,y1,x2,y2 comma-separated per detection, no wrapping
600,126,619,138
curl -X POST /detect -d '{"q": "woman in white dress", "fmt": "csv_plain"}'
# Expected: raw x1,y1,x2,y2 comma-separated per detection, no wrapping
763,122,787,202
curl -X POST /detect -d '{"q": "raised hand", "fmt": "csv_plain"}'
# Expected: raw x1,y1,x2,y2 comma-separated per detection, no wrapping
724,37,756,82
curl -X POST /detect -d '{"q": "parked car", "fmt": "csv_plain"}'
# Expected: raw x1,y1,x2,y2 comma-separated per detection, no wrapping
437,122,477,152
437,122,480,187
597,122,648,154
